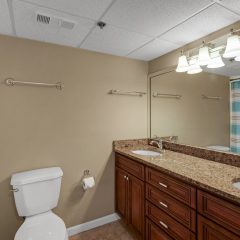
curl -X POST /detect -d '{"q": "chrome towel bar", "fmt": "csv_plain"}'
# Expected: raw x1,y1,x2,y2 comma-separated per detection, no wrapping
202,94,221,100
109,89,146,97
5,78,63,90
152,93,182,99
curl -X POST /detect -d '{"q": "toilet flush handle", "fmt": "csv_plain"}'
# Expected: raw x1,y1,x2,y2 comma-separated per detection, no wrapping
10,188,19,192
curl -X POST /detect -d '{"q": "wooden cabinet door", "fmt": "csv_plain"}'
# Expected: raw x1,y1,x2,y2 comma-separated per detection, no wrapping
198,190,240,236
198,215,240,240
115,167,128,220
128,173,145,235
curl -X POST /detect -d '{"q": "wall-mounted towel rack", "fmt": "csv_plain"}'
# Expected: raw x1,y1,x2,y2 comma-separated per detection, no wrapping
5,78,63,90
202,94,221,100
109,89,146,97
152,93,182,99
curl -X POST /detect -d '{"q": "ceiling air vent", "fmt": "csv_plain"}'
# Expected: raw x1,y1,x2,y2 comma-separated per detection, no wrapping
60,20,75,30
36,13,51,24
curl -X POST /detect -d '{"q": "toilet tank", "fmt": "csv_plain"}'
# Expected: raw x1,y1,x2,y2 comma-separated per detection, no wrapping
11,167,63,217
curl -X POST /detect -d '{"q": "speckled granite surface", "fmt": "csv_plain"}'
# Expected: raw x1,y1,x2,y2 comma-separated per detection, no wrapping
163,141,240,167
113,139,240,205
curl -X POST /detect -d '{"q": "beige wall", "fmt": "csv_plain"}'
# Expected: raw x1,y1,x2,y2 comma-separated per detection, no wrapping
151,71,230,147
0,35,148,239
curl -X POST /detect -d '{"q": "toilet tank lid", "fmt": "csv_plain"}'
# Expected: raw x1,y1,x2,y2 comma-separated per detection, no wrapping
11,167,63,186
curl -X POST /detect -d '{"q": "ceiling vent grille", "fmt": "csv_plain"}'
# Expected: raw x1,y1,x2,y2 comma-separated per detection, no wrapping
60,20,75,30
36,14,51,24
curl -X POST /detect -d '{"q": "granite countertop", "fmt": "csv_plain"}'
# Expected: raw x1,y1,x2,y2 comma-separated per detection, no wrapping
114,140,240,205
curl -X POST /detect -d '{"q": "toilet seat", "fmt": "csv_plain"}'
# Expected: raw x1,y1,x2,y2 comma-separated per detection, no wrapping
15,211,68,240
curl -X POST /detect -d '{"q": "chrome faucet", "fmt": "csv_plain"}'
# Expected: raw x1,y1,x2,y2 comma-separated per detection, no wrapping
149,138,163,150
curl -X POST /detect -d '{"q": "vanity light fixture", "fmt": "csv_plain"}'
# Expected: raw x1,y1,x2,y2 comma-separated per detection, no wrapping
175,28,240,74
187,59,202,74
223,30,240,58
197,42,211,66
207,51,225,69
176,51,189,72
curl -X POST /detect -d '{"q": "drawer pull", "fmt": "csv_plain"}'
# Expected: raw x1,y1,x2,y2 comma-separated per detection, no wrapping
159,221,168,229
159,201,168,208
159,182,168,188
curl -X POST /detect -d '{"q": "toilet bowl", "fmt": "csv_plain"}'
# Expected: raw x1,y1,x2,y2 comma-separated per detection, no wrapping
11,167,69,240
15,211,68,240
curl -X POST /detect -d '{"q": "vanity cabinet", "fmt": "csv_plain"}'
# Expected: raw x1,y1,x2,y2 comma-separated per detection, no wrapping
115,153,240,240
198,215,239,240
145,167,196,240
115,154,145,236
197,190,240,239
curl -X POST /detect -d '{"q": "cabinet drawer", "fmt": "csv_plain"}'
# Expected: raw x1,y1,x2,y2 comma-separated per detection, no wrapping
146,167,196,208
198,215,240,240
198,190,240,236
146,201,196,240
116,153,144,180
146,184,196,232
146,218,173,240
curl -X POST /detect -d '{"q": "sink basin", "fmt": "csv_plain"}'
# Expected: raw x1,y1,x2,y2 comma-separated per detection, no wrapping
131,150,161,157
232,181,240,190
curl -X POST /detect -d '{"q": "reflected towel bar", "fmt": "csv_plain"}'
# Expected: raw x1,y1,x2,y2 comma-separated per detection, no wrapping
109,89,146,96
5,78,63,90
152,93,182,99
202,94,221,100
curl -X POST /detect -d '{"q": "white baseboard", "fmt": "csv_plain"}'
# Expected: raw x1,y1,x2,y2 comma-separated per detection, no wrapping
67,213,120,237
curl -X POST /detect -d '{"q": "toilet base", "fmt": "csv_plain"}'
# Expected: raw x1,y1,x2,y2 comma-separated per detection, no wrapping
15,211,68,240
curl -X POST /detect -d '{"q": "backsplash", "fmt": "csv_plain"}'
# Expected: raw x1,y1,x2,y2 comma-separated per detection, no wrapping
163,141,240,167
113,139,240,167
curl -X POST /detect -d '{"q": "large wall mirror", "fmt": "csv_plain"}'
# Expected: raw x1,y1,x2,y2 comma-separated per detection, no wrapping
150,31,240,154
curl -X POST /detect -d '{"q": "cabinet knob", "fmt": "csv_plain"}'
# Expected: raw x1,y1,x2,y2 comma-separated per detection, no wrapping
159,182,168,188
159,201,168,208
159,221,168,229
124,175,129,181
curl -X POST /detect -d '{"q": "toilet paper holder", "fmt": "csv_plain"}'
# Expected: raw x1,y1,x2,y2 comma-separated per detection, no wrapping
82,170,95,190
83,169,90,177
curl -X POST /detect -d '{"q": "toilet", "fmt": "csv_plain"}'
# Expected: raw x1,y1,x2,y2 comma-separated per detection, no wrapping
11,167,69,240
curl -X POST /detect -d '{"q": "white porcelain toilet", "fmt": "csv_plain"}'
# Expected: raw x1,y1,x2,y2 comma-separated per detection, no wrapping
11,167,69,240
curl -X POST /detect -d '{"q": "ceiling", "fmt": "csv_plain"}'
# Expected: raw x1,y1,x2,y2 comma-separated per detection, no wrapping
1,0,240,61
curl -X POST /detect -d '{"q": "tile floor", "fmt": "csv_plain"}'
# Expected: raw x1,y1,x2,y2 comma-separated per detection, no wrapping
69,220,139,240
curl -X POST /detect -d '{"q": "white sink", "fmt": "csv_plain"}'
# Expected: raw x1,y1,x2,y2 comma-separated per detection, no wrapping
131,150,161,157
232,181,240,190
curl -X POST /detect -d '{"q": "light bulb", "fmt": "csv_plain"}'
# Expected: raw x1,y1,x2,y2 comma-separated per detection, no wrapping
176,55,189,72
207,51,225,68
187,59,202,74
198,46,211,66
223,35,240,58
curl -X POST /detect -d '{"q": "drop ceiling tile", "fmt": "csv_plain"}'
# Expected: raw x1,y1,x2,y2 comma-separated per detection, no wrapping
0,0,13,35
217,0,240,15
102,0,213,37
19,0,113,20
160,4,240,46
12,0,95,47
81,25,151,57
128,39,180,61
